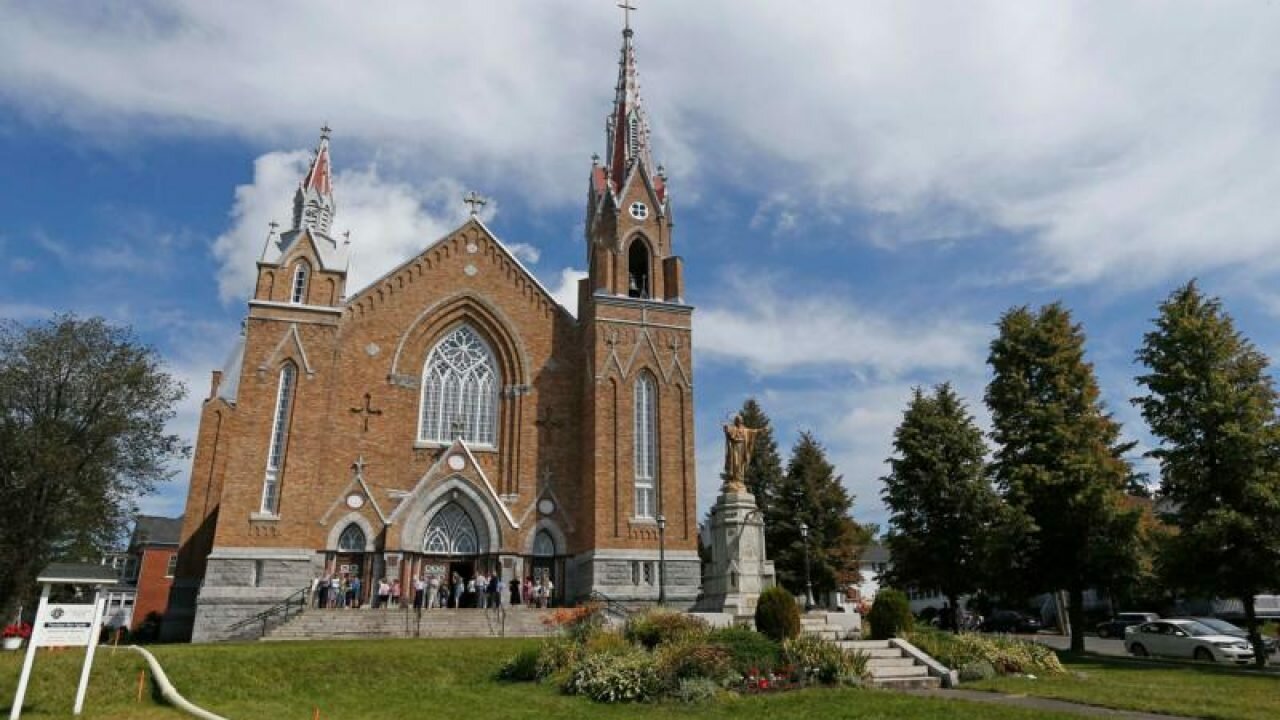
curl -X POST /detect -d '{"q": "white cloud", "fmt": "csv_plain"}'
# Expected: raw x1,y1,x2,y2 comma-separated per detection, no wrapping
211,150,478,303
547,268,588,317
695,273,989,379
9,3,1273,287
507,243,541,265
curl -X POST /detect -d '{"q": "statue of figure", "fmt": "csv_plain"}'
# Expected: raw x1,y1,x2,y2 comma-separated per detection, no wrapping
722,414,761,494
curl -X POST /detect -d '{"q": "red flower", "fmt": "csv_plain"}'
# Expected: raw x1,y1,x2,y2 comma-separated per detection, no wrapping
3,623,32,639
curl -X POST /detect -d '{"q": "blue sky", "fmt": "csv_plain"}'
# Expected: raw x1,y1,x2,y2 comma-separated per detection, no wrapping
4,1,1280,530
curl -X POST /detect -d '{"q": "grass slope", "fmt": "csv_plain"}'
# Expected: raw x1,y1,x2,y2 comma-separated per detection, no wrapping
969,653,1280,720
5,638,1074,720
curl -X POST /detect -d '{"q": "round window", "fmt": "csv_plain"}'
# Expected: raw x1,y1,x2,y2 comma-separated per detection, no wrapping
629,202,648,220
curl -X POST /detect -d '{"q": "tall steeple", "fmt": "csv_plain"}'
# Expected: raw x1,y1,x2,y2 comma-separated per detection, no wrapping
605,18,655,192
291,126,336,236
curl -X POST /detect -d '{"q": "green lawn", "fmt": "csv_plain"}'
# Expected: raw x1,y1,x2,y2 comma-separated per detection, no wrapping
1,638,1076,720
968,652,1280,720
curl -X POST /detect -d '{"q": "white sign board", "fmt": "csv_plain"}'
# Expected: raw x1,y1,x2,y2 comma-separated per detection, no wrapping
38,604,96,647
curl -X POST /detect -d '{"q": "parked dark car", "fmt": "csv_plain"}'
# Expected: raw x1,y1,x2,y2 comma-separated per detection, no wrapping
1096,612,1159,639
1175,617,1278,654
982,610,1043,634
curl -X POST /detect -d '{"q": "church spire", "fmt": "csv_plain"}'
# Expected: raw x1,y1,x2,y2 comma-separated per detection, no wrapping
291,126,336,236
604,8,656,193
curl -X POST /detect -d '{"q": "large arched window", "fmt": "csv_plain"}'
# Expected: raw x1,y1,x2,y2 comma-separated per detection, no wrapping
419,326,500,446
337,523,366,552
633,373,657,518
627,239,650,299
261,363,297,515
290,260,310,304
423,503,482,555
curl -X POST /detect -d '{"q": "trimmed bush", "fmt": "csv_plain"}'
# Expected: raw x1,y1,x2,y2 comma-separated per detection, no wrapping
496,646,541,681
754,586,801,642
563,650,664,703
709,626,782,674
655,641,733,687
623,609,709,649
867,589,913,640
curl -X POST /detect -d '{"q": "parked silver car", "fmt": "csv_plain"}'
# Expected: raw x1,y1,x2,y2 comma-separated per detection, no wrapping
1127,619,1255,664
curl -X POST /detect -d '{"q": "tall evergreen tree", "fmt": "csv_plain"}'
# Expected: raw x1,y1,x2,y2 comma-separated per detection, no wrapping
881,383,998,626
986,303,1141,653
772,431,870,601
1134,281,1280,666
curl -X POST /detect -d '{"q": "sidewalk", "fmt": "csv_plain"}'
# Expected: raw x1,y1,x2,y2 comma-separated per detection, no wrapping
902,688,1196,720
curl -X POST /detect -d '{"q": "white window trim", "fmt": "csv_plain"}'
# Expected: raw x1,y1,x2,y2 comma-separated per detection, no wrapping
261,364,296,515
633,373,657,519
417,326,500,446
290,261,310,304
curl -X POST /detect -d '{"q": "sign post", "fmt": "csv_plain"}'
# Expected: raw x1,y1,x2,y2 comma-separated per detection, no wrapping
8,563,118,720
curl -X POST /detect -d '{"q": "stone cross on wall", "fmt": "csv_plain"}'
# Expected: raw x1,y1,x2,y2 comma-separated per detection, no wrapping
350,393,383,432
535,406,564,444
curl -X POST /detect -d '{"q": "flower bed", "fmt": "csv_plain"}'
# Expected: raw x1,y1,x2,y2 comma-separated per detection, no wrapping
905,628,1065,678
499,607,869,703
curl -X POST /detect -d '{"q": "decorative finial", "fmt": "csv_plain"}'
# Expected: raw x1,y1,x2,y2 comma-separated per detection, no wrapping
463,191,488,216
591,153,600,166
342,230,351,245
657,164,666,179
618,2,636,34
267,220,279,236
320,123,332,140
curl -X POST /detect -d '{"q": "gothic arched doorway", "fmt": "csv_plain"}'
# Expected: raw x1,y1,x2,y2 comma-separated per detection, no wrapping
530,528,563,607
420,501,491,608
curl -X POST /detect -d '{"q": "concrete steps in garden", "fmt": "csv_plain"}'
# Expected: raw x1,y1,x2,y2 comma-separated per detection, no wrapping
263,607,559,641
799,611,862,641
839,639,944,690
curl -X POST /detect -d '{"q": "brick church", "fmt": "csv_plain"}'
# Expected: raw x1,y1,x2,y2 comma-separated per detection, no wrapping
168,21,700,641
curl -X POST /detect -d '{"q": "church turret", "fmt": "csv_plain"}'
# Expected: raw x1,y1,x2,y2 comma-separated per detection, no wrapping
253,127,349,306
585,14,681,303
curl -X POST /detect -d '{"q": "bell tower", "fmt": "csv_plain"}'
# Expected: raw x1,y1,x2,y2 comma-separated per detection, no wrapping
576,13,698,606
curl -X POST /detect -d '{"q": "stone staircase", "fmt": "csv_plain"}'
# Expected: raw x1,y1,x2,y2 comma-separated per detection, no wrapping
838,639,946,690
262,607,559,641
800,611,861,641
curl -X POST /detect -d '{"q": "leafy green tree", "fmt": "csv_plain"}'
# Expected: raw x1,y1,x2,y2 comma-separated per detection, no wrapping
772,431,870,602
881,383,999,627
1134,281,1280,666
0,315,186,620
985,303,1141,653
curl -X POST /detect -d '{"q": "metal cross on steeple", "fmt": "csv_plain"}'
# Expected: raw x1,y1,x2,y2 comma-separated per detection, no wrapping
463,191,487,216
618,2,637,32
320,123,332,140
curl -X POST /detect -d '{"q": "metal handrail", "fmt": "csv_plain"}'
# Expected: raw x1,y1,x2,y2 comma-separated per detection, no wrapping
588,590,634,621
227,585,311,638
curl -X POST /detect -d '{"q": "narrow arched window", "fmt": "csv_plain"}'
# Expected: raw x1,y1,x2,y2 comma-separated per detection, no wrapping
419,325,499,446
261,363,297,515
627,239,650,299
533,530,556,557
290,261,310,304
633,373,657,518
628,113,640,159
338,523,366,552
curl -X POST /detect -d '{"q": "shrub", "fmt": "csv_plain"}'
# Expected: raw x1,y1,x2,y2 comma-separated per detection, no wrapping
583,629,633,656
543,603,606,643
709,626,782,674
958,659,997,682
655,641,733,687
670,677,720,704
563,649,663,703
782,634,867,686
754,587,801,642
497,646,541,681
623,609,709,649
905,628,1065,676
534,637,580,681
867,589,913,640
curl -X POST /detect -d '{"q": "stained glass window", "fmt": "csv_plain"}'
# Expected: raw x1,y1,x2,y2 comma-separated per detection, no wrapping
423,503,482,556
533,530,556,557
261,363,296,515
338,523,366,552
419,326,499,446
634,373,656,518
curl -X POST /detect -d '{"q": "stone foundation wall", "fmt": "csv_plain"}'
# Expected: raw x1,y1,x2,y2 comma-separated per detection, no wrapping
191,547,320,643
570,549,700,607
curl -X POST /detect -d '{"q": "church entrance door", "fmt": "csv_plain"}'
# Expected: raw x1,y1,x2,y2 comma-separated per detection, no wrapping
421,501,492,608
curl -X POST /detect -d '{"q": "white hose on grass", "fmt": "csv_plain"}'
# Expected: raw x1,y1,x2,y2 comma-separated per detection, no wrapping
127,645,229,720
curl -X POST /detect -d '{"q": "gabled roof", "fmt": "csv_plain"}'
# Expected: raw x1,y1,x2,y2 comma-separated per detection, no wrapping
261,227,350,273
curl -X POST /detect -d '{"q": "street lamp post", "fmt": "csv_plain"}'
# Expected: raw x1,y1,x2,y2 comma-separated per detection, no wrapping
800,521,814,612
656,514,667,605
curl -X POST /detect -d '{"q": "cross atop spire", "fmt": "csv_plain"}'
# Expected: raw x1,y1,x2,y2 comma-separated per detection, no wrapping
618,2,636,34
463,191,488,216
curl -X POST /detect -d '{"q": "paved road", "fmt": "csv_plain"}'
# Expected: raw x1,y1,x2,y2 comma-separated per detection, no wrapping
1015,632,1128,657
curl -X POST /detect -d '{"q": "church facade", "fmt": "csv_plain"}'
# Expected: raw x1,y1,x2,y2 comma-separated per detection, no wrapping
169,24,700,642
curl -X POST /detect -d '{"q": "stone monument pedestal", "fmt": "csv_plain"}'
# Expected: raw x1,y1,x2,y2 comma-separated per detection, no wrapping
697,489,776,616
